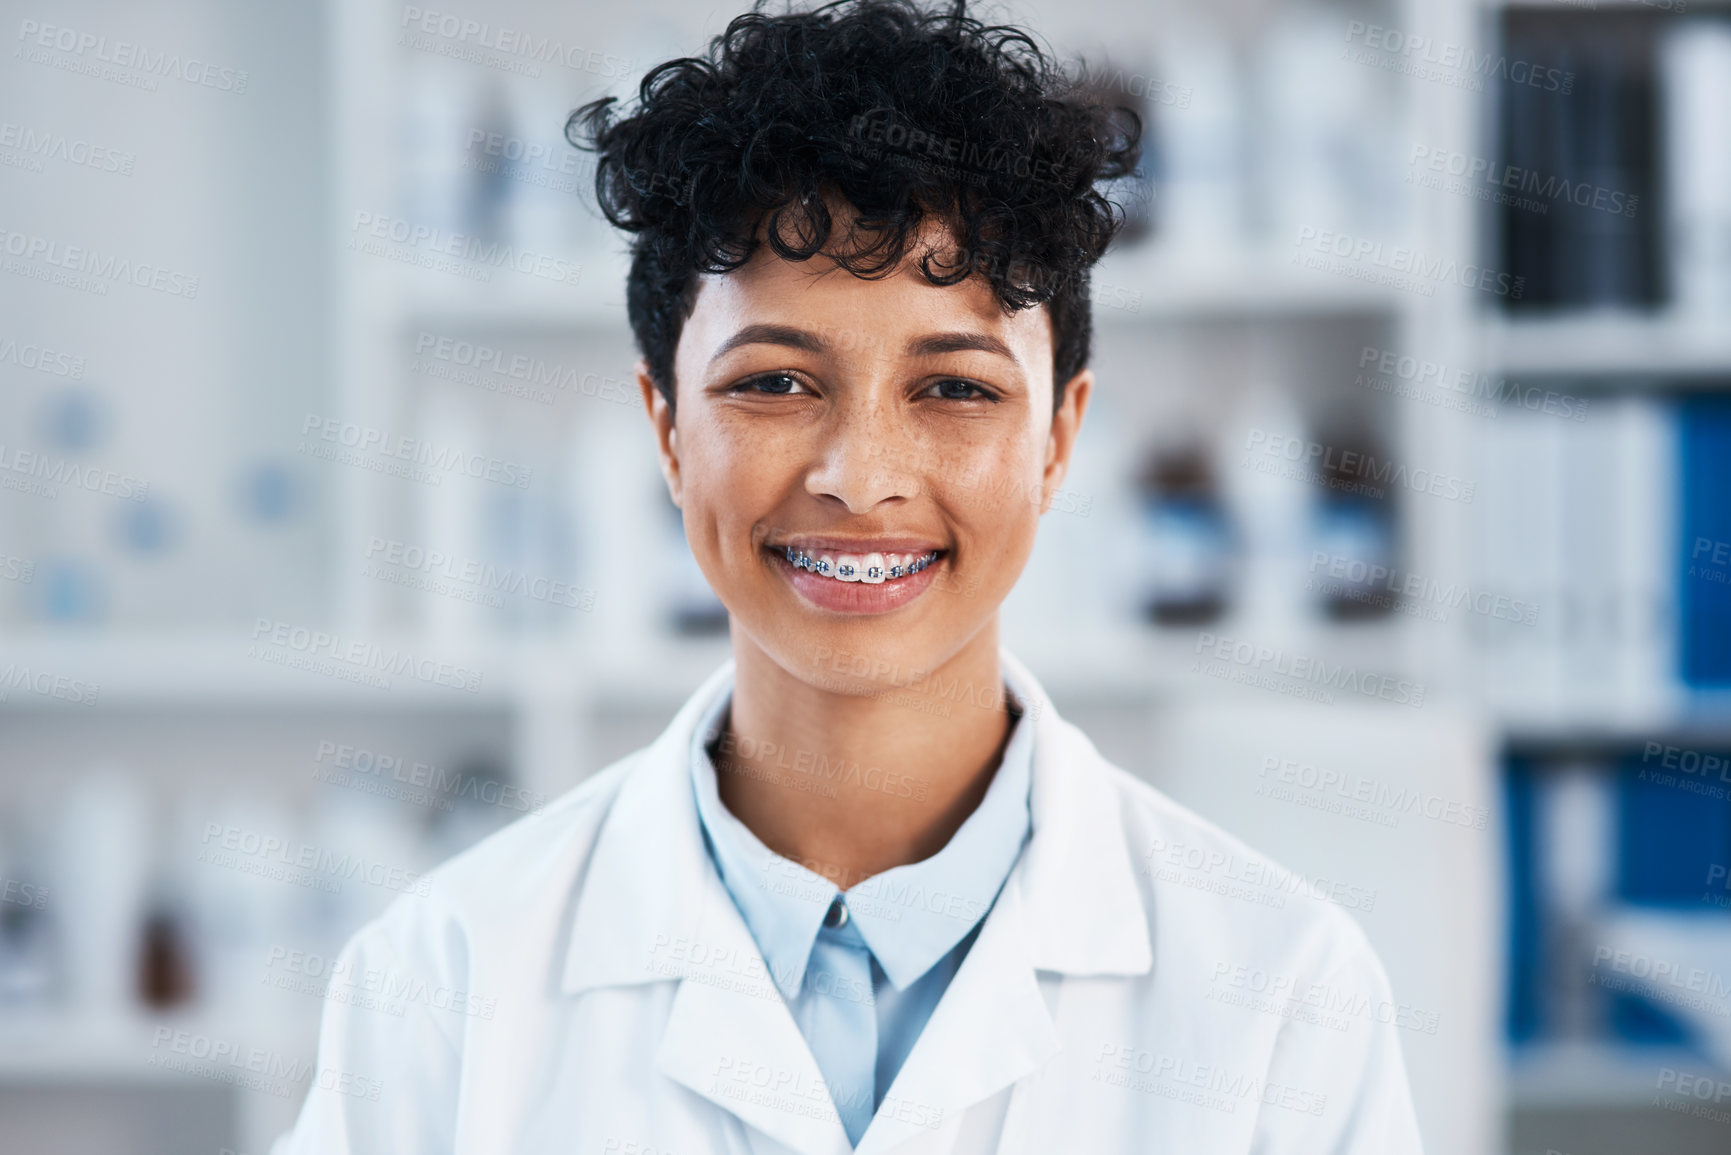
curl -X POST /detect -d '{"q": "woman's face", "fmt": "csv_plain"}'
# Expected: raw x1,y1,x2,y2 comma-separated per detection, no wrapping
640,236,1091,693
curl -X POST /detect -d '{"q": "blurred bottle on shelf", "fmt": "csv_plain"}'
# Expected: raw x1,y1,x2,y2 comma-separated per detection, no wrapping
1133,438,1235,626
1307,420,1397,623
1537,765,1615,1041
179,792,307,1015
1152,20,1247,254
465,83,516,247
512,88,595,261
1659,18,1731,324
51,770,151,1016
0,813,57,1007
136,901,196,1010
1254,7,1399,245
426,754,524,863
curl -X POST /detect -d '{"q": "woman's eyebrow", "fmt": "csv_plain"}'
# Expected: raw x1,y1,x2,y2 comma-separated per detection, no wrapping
709,322,1021,367
711,323,827,359
906,331,1019,363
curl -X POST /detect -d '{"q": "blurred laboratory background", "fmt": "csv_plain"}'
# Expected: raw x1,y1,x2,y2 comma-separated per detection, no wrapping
1,0,1729,1151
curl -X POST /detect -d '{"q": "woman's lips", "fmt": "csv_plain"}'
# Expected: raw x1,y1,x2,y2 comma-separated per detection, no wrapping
768,544,946,614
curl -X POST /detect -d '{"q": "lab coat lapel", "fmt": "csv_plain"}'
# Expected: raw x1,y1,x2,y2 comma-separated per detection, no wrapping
559,659,852,1155
854,878,1057,1155
854,651,1153,1155
654,871,854,1155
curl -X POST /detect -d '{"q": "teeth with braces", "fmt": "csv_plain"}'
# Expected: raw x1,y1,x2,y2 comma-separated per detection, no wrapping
782,546,940,583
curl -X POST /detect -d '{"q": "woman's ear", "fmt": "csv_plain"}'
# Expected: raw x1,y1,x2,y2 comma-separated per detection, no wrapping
637,360,682,508
1041,368,1093,509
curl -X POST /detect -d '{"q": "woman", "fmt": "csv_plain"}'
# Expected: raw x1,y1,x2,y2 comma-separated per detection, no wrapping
276,2,1422,1151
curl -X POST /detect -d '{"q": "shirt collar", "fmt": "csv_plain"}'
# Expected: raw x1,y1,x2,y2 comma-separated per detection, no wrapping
689,665,1035,999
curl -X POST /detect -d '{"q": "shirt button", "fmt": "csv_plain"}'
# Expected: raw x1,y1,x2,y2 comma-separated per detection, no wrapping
823,897,849,928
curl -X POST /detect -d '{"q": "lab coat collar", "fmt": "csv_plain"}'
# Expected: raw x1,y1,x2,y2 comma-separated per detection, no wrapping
685,665,1037,1001
561,649,1152,1154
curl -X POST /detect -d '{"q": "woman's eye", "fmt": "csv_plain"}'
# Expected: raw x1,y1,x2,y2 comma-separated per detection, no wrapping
734,372,807,395
928,378,996,402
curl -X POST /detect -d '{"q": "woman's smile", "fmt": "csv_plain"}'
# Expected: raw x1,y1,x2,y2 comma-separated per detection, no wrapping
768,536,948,614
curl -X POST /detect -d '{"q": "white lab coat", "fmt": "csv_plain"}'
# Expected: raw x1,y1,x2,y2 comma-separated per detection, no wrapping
273,652,1424,1155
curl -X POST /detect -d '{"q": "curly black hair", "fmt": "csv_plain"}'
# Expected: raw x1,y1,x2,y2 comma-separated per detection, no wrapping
566,0,1141,413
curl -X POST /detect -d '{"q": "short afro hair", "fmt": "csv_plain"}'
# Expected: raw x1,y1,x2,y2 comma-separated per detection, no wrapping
566,0,1141,412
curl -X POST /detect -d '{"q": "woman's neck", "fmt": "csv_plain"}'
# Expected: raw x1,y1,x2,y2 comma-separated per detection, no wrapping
715,623,1015,892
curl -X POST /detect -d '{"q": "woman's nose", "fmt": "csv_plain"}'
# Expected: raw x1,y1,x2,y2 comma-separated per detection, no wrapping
803,407,928,514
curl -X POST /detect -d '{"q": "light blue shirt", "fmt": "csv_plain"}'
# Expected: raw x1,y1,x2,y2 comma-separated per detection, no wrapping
688,672,1033,1146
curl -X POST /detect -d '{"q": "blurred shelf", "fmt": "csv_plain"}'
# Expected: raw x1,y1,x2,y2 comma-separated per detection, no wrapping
1508,1042,1719,1108
375,242,1410,332
398,274,629,335
0,1011,311,1084
1502,691,1731,750
1083,244,1407,322
1493,0,1731,9
0,622,1448,714
0,634,588,711
1482,313,1731,382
